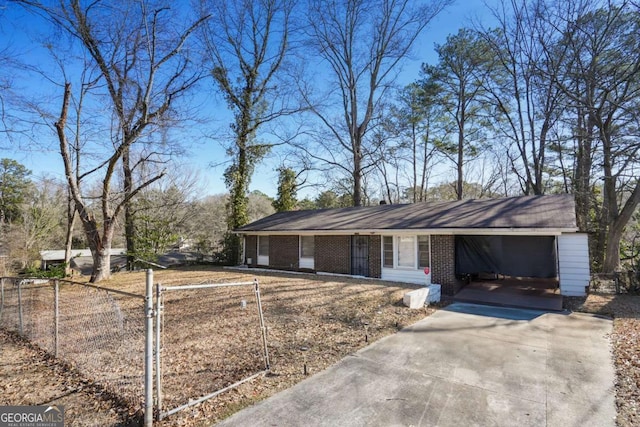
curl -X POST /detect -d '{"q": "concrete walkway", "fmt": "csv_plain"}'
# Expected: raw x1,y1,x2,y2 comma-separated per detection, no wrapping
215,303,616,427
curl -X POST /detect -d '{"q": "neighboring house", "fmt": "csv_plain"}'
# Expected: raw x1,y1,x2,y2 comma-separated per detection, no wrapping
40,248,127,273
235,194,590,297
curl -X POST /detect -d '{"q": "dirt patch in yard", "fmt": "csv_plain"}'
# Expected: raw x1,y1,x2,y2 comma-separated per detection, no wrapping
1,266,436,426
565,293,640,427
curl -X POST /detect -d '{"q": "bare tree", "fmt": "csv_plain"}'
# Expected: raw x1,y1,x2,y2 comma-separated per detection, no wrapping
3,177,66,271
421,28,493,200
401,83,440,203
302,0,451,206
18,0,207,282
369,84,439,205
547,0,640,271
479,0,566,196
199,0,298,264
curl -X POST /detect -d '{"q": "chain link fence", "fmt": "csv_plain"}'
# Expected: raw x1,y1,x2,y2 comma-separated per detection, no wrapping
155,279,269,420
0,272,271,425
0,277,147,415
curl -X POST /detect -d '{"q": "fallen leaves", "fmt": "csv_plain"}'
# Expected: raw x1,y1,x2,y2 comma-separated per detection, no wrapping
1,267,434,426
565,293,640,427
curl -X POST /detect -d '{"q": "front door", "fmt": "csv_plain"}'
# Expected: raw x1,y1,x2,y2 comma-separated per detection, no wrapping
351,235,369,276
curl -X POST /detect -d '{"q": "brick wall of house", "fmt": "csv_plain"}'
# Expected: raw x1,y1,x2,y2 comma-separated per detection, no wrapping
316,235,351,275
245,235,257,266
431,235,463,295
269,235,299,270
369,235,381,278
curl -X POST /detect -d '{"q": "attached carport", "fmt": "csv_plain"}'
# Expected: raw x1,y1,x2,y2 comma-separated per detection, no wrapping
453,233,590,310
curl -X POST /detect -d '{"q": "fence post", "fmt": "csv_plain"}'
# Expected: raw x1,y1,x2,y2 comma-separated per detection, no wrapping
155,283,163,416
54,280,59,357
18,280,23,335
254,279,270,371
144,269,154,427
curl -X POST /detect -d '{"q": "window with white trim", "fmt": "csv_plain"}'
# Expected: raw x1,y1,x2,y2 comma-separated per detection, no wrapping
382,235,431,269
300,236,314,258
258,236,269,256
383,236,393,267
397,236,415,268
418,235,430,268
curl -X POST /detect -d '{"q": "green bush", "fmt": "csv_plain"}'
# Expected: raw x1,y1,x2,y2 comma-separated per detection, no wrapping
23,263,68,279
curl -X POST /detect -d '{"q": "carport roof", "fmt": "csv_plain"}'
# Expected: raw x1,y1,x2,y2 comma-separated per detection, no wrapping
235,194,578,234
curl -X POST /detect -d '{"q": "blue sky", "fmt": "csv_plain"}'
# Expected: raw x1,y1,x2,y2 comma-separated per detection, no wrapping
0,0,493,200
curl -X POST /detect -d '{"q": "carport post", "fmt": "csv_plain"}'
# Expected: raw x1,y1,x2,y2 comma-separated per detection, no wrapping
144,269,154,427
242,235,246,265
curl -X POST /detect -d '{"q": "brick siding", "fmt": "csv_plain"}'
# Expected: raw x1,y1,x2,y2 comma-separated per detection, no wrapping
245,233,460,293
431,235,463,295
369,235,381,278
269,235,299,270
245,235,257,266
315,235,351,275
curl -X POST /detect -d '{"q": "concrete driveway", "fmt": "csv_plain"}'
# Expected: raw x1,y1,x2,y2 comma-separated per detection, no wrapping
216,303,616,427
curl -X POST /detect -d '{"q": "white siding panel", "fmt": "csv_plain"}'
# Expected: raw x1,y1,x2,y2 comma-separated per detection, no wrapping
560,259,590,267
560,253,589,261
558,234,590,296
381,268,430,285
300,257,314,269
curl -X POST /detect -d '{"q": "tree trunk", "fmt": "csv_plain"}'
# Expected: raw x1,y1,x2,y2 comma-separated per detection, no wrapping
226,144,250,265
420,126,429,202
353,139,363,207
77,212,111,283
91,249,112,283
534,119,550,195
573,110,594,233
456,95,465,201
456,126,464,200
596,130,617,270
603,181,640,272
122,146,136,270
63,190,76,276
412,122,418,203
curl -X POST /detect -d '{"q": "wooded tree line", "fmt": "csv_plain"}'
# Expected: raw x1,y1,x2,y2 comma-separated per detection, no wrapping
0,0,638,281
0,162,353,274
373,0,640,273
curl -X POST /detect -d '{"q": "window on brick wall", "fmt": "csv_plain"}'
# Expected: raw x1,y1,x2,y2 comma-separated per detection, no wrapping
382,235,431,269
383,236,393,267
418,235,430,268
397,236,415,267
300,236,314,258
258,236,269,256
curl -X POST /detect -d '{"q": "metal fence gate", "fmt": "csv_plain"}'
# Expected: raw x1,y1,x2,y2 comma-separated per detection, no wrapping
0,271,270,425
154,279,270,420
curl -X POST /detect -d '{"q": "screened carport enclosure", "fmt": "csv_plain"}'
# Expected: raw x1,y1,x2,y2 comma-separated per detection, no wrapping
455,235,558,280
454,235,562,310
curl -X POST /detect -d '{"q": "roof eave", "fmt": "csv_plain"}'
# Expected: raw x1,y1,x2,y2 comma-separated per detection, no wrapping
235,227,578,236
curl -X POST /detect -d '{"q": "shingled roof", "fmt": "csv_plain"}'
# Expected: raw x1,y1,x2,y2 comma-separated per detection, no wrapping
235,194,578,234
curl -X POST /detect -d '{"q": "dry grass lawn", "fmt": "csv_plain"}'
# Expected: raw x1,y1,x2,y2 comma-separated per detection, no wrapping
1,266,435,426
2,266,638,427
